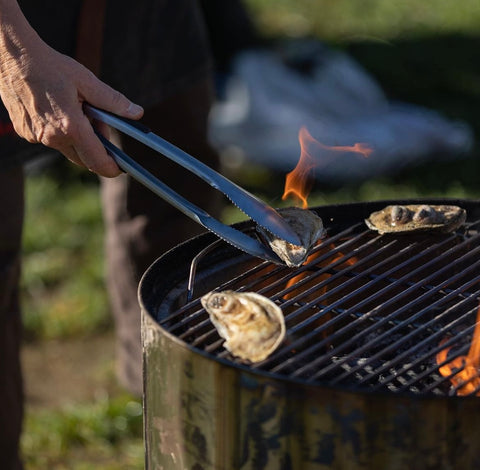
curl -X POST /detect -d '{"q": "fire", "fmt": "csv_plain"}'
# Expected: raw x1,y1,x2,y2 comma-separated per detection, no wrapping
282,245,357,341
283,244,356,300
281,126,363,292
282,126,373,208
280,126,364,306
436,305,480,396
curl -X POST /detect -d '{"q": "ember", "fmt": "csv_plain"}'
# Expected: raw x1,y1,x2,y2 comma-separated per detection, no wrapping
437,304,480,396
283,244,357,301
283,245,358,342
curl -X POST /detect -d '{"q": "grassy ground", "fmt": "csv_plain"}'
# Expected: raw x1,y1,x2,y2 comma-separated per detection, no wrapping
21,170,144,469
21,1,480,468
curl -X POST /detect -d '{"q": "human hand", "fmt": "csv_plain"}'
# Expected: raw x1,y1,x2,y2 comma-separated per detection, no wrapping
0,6,143,177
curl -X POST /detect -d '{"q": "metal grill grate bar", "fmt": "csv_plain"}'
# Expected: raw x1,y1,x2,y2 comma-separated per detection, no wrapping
183,232,409,347
274,240,418,329
330,283,480,387
174,225,368,339
161,223,365,327
267,233,472,374
314,260,480,383
279,244,480,380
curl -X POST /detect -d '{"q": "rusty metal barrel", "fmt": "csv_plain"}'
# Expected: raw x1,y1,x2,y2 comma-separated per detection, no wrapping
139,199,480,469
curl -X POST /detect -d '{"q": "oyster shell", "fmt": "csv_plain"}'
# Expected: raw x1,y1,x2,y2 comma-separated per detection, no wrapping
201,290,285,363
365,204,466,234
257,207,326,267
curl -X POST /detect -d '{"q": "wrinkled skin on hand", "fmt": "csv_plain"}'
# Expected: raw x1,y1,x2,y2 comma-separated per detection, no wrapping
0,1,143,177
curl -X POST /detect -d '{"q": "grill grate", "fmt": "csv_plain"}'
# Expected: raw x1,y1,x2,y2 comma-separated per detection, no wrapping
156,205,480,397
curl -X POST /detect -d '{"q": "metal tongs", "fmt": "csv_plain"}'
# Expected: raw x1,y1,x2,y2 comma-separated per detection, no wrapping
84,104,301,263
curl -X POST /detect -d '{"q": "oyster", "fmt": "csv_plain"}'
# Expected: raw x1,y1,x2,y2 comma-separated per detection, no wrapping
365,204,466,234
201,290,285,363
257,207,326,267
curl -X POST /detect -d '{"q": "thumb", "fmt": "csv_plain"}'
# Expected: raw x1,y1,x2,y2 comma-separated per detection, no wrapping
80,72,144,120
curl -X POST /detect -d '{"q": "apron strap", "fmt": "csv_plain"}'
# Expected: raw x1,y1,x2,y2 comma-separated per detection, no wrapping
74,0,107,76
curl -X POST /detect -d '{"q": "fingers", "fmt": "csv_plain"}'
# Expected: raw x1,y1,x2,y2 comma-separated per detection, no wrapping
40,100,122,177
71,112,122,177
30,94,122,177
71,69,143,177
79,70,144,120
62,140,122,178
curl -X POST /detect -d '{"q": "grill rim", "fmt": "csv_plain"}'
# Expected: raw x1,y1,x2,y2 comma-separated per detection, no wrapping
139,197,480,399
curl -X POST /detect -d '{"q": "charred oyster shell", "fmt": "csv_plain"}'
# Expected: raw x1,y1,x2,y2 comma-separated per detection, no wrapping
201,290,285,363
365,204,466,234
257,207,326,267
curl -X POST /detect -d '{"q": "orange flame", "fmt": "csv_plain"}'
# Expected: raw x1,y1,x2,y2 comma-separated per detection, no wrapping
283,244,358,341
282,127,373,208
436,305,480,396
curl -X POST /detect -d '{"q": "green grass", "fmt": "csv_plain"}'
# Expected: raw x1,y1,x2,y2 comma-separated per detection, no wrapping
245,0,480,40
20,1,480,468
22,394,143,470
22,169,110,340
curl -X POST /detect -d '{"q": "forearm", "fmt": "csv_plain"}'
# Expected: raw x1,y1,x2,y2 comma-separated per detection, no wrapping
0,0,47,104
0,0,29,27
0,0,38,54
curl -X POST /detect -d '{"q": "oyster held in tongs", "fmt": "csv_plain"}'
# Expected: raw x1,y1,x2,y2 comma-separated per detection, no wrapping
365,204,466,234
257,207,326,267
201,290,285,363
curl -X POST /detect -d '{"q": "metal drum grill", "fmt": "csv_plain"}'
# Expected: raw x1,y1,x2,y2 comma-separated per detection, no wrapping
149,198,480,397
140,198,480,470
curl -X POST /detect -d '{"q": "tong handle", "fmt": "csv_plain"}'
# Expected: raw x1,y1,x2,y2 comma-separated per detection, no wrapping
97,134,282,263
84,104,301,246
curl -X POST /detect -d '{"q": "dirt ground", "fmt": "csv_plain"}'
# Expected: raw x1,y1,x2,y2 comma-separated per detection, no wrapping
21,332,122,409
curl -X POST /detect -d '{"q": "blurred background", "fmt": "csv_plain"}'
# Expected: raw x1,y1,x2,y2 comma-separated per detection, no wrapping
21,1,480,468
